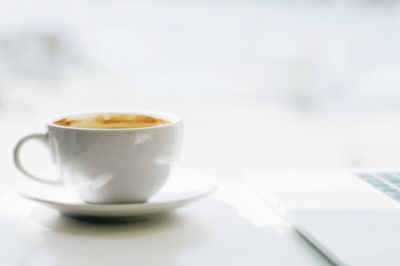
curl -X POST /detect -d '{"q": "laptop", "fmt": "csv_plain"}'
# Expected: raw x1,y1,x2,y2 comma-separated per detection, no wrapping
246,170,400,266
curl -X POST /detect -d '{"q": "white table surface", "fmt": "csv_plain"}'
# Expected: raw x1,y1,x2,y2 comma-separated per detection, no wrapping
0,183,331,266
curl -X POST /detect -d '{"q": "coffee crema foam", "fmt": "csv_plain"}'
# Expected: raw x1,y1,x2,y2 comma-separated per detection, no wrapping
54,114,171,129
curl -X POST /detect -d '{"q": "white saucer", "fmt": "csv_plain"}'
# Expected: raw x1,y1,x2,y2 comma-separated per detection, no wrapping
16,168,218,221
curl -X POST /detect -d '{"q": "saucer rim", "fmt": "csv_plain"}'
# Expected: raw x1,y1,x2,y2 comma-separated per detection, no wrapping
17,185,218,211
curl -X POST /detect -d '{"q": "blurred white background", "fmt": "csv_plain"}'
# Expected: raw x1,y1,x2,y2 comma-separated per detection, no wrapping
2,0,400,192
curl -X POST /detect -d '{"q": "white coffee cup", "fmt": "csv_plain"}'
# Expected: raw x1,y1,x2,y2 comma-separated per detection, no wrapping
14,111,183,204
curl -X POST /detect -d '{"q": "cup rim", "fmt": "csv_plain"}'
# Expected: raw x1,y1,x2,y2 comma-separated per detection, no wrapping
46,110,183,131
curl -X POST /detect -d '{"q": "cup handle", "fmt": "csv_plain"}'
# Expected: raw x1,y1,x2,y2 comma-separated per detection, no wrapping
13,133,61,185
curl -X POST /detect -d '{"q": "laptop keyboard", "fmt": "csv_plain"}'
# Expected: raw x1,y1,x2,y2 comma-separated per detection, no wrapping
356,173,400,203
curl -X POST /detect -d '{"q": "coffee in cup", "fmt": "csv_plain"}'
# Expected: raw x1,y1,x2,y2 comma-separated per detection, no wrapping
54,113,171,129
